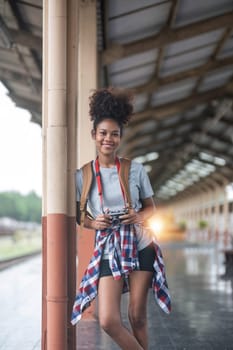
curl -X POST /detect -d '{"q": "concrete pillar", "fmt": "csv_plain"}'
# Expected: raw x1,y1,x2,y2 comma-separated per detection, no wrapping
193,196,198,241
46,1,68,348
223,183,230,247
76,0,97,319
207,191,212,241
214,187,220,244
202,189,209,241
42,0,77,349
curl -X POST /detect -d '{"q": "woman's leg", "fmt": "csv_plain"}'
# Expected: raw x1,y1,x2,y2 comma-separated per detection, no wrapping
98,276,143,350
128,270,153,350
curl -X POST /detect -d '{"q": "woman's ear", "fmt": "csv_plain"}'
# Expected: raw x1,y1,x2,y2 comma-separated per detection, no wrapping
91,129,96,139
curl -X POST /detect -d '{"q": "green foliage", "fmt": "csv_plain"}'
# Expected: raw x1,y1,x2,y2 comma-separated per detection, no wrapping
178,221,187,231
0,232,41,260
0,191,41,223
198,220,208,230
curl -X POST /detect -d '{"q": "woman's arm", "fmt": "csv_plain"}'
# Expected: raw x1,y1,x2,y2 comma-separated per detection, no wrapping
76,201,96,229
137,197,156,223
120,197,156,225
76,202,111,230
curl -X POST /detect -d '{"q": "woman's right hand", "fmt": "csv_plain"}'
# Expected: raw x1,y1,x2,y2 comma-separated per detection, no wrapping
93,213,112,230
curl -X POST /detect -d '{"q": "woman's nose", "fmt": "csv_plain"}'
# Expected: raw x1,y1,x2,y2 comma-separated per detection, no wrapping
104,133,112,140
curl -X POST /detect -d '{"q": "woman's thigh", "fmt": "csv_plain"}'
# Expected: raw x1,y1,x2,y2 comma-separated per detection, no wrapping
128,271,153,315
98,276,124,322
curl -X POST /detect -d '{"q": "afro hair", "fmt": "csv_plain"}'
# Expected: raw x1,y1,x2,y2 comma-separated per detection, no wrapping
89,87,134,130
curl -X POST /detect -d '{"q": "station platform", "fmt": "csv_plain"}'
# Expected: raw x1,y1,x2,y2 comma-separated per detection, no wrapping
1,241,233,350
0,254,41,350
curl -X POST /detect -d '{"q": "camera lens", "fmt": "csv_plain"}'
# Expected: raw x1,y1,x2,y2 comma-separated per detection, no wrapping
111,216,120,226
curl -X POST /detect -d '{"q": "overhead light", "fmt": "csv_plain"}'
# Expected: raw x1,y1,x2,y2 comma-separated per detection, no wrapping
146,152,158,161
157,158,217,200
199,152,226,166
134,152,159,164
214,157,226,166
200,152,214,162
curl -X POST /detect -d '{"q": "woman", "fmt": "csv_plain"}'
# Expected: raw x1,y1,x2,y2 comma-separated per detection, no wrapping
71,88,171,350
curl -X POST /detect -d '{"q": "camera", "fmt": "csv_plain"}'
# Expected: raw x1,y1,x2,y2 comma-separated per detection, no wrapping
109,209,128,226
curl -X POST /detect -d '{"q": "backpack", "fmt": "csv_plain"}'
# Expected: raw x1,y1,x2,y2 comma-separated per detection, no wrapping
79,158,132,229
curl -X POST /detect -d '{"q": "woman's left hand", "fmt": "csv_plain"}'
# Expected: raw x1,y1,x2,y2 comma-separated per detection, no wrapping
119,207,143,225
119,198,155,225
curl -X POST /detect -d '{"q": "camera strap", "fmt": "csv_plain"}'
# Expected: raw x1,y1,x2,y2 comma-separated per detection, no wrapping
95,156,126,212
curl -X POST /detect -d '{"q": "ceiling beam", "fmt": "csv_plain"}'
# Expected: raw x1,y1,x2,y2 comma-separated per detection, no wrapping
125,113,233,155
212,171,232,184
0,60,40,77
124,119,202,155
130,135,192,160
144,0,180,108
9,29,42,51
122,87,226,144
162,171,225,201
30,112,42,126
133,87,229,123
122,105,221,152
7,0,42,51
148,138,233,189
102,11,233,65
0,68,41,88
10,94,42,114
153,163,232,202
194,130,233,148
207,129,233,147
130,55,233,95
192,27,233,94
194,139,233,159
128,131,233,168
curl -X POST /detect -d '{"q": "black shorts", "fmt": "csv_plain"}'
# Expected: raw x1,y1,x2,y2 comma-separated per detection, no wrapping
99,243,155,278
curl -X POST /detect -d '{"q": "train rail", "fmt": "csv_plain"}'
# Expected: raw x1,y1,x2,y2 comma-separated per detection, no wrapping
0,251,41,271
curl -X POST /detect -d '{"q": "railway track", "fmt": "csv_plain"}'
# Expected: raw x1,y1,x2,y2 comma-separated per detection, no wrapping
0,251,41,271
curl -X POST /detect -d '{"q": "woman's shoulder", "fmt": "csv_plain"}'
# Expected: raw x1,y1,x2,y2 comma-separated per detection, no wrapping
120,157,142,169
75,169,83,187
120,158,145,179
76,160,94,173
76,160,95,186
76,168,83,177
129,159,144,173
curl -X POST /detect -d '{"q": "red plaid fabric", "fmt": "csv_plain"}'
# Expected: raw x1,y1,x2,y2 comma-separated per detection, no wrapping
71,225,171,325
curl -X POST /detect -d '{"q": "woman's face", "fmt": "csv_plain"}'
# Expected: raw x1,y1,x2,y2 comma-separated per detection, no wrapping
92,119,121,156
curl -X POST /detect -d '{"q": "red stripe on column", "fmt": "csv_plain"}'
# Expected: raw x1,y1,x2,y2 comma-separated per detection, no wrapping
47,213,68,350
42,215,47,350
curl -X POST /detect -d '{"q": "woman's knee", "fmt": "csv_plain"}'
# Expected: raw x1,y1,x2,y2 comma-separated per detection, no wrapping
99,315,122,335
128,307,147,330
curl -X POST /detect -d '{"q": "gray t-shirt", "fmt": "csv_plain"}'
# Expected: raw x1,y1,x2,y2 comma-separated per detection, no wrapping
76,159,154,251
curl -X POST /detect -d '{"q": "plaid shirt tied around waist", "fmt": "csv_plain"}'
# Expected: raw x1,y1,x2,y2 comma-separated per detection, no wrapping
71,224,171,325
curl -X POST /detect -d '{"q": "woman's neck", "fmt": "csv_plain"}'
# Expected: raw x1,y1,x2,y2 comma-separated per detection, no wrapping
97,154,117,168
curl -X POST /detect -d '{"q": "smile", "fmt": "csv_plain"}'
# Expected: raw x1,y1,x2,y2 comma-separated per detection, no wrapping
102,143,114,147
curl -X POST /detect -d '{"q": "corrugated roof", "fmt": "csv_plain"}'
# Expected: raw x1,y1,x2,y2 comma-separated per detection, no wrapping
0,0,233,203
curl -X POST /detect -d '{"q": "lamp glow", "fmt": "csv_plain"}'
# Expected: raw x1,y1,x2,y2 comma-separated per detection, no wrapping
149,218,163,233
